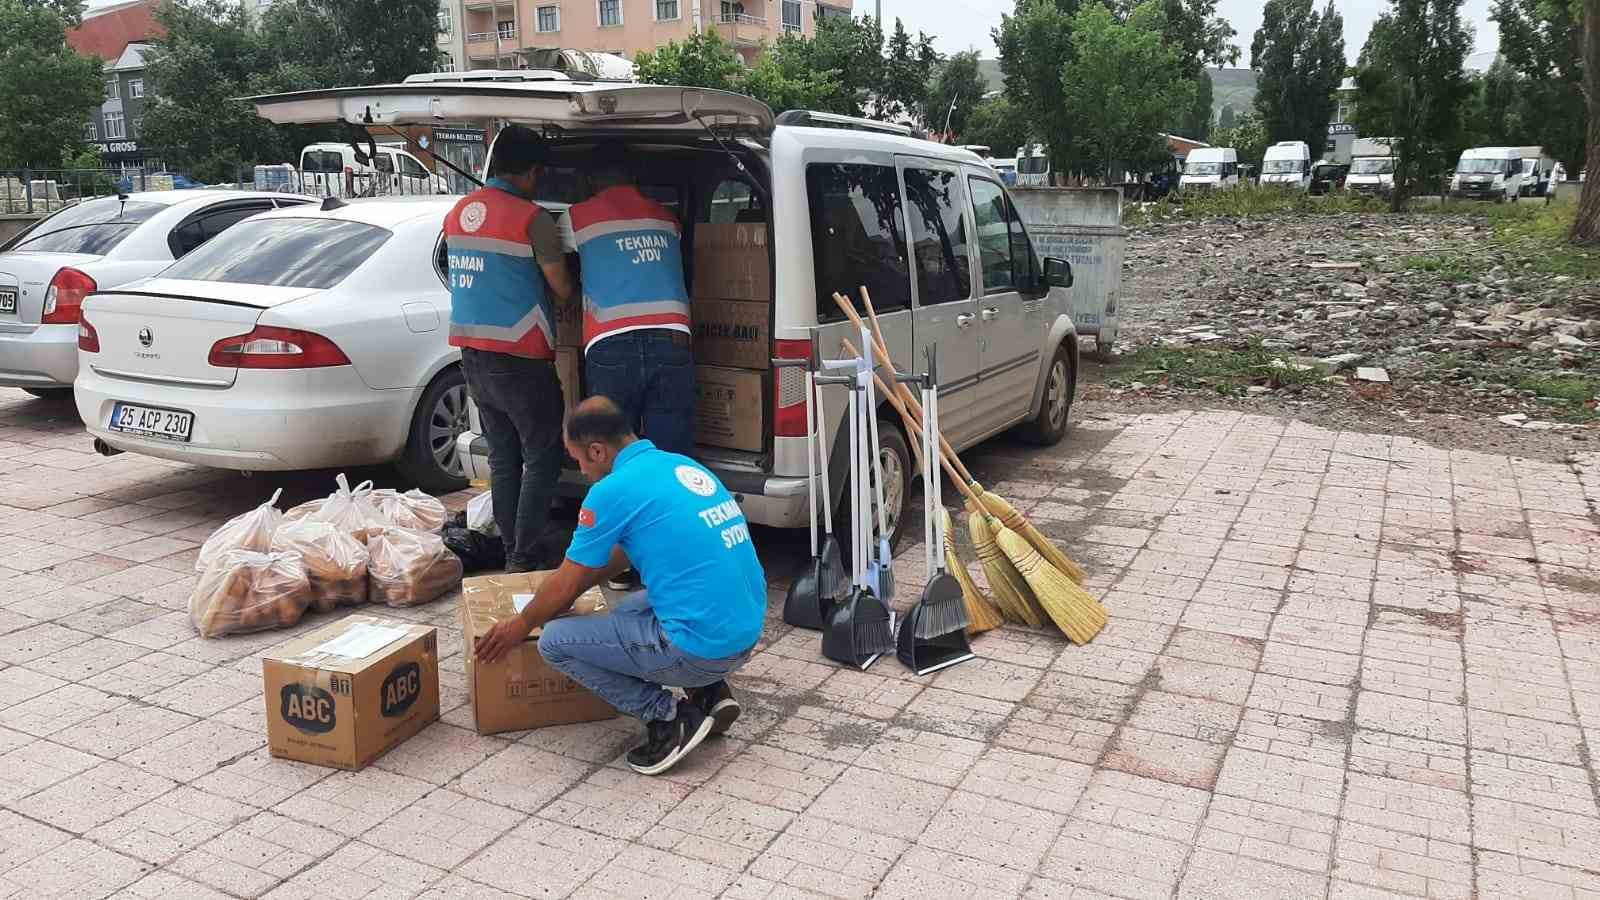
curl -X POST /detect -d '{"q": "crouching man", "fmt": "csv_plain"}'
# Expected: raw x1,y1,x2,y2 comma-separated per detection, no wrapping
474,397,767,775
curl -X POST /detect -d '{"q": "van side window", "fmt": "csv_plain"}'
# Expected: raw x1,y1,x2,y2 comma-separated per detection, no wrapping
708,179,762,224
969,177,1014,293
806,163,911,322
303,150,342,173
902,167,971,305
399,155,428,178
374,154,396,175
1005,195,1041,294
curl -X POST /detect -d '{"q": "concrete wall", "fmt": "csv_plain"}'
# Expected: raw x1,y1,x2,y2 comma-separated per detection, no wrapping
0,214,41,245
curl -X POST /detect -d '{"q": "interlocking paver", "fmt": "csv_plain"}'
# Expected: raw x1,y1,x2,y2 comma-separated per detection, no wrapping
168,811,345,898
13,758,177,834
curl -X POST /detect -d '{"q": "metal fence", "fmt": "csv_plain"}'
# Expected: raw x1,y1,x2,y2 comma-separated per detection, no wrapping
232,165,468,199
0,168,154,215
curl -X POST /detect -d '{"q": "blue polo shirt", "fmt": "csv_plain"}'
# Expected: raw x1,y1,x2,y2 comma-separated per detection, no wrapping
565,440,766,659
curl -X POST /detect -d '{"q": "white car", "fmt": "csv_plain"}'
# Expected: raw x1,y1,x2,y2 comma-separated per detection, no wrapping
0,190,311,396
75,196,473,493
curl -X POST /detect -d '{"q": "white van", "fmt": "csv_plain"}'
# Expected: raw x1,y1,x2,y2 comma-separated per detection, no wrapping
250,83,1081,544
1451,147,1525,201
1516,146,1556,197
298,142,449,199
1346,138,1396,198
1015,143,1050,187
1179,147,1239,190
1260,141,1311,191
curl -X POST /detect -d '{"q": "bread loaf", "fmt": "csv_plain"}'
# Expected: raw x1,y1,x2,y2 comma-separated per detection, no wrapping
270,520,368,613
190,549,312,638
367,528,463,607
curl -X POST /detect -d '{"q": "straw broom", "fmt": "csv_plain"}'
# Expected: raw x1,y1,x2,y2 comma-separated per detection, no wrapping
943,508,1003,635
998,529,1106,644
838,289,1089,586
844,337,1044,631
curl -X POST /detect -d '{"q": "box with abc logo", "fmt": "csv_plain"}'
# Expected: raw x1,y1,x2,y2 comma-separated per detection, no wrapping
261,616,440,770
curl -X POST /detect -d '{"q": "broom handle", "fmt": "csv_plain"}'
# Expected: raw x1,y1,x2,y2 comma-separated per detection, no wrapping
834,291,979,488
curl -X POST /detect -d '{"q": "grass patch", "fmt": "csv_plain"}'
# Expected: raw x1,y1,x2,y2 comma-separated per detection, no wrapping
1402,253,1479,281
1516,374,1599,421
1494,204,1600,278
1107,339,1328,396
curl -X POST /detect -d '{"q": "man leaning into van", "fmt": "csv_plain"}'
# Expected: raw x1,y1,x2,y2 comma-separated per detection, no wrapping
445,125,575,572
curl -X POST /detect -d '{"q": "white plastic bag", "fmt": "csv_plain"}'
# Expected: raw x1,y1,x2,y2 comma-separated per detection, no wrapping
189,549,312,638
196,489,284,573
269,519,369,612
372,488,448,533
286,474,385,541
466,491,496,536
367,528,463,607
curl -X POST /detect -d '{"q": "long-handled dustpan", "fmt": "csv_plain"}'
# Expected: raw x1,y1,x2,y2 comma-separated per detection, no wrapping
859,326,896,605
776,356,830,629
820,366,893,669
897,345,974,675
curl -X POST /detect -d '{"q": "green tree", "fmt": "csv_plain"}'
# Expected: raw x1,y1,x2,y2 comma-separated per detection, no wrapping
962,94,1030,155
1138,0,1240,70
633,27,744,92
1352,0,1473,209
1251,0,1346,151
1062,2,1195,177
1491,0,1584,172
1214,109,1270,166
1181,69,1214,140
743,32,850,113
1576,0,1600,244
0,0,104,169
995,0,1081,175
925,51,988,137
1218,103,1237,130
872,18,940,122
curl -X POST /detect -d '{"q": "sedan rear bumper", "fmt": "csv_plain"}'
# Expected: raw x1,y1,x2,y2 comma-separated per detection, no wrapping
0,323,79,389
77,364,414,471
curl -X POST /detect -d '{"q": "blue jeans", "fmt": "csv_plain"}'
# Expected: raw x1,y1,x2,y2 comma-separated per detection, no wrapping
539,592,751,722
585,330,694,455
461,349,566,571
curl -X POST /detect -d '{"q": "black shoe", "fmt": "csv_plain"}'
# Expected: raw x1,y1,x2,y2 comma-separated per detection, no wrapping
689,681,741,737
626,700,713,776
606,568,641,592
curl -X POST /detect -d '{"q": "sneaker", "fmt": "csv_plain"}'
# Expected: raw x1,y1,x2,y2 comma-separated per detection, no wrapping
626,700,713,776
606,568,641,592
689,681,741,737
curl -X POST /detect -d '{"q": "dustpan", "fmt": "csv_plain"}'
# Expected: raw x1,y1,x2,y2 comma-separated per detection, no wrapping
776,356,830,629
820,367,892,669
897,346,973,675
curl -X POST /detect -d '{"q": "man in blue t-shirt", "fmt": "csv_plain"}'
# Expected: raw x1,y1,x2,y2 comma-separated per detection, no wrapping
475,397,767,776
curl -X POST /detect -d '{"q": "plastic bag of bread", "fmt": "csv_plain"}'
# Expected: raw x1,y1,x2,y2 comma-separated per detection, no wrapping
284,474,385,541
190,549,312,638
371,488,448,533
195,489,284,573
269,520,368,612
367,528,463,607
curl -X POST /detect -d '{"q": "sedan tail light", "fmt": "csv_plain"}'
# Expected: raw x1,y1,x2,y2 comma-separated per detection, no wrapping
77,318,100,353
208,326,350,369
41,268,97,325
772,338,813,438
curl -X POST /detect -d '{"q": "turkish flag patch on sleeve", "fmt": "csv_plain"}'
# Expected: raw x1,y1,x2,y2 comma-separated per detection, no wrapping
577,507,596,528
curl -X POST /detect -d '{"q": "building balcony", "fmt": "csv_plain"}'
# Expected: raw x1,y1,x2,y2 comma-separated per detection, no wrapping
709,12,769,46
466,29,517,47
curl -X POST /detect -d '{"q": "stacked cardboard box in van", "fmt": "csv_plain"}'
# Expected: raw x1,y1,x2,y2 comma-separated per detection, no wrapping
691,223,770,453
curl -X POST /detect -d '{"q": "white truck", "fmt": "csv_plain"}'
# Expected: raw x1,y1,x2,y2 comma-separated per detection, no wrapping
1346,137,1396,198
1259,141,1311,191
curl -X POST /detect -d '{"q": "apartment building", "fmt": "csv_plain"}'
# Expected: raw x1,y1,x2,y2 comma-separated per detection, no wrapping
441,0,854,70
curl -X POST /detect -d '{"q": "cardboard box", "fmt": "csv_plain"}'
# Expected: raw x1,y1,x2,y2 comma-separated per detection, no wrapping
694,365,764,452
262,615,440,770
692,299,771,370
693,223,770,302
553,291,581,348
556,347,580,414
460,571,617,735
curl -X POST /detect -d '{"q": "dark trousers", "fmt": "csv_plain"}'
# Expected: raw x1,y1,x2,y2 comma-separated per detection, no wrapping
461,348,566,572
585,329,695,456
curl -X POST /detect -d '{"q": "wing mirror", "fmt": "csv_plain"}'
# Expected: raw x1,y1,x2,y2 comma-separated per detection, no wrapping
1044,256,1073,288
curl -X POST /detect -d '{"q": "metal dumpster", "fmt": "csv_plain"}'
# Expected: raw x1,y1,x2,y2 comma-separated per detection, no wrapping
1010,187,1126,357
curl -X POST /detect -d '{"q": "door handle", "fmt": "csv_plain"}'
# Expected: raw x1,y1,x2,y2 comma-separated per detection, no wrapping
981,307,1000,321
955,314,975,329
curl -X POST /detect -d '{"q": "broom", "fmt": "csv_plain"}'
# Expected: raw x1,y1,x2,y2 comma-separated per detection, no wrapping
943,508,1003,635
837,288,1088,586
998,529,1107,644
844,337,1043,631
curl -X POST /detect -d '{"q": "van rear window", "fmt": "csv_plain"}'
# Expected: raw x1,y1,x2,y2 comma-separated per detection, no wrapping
806,163,910,322
301,150,344,173
161,218,390,289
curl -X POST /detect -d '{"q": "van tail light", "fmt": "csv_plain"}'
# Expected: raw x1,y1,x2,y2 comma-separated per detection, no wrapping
208,326,350,369
42,268,97,324
77,317,100,353
773,338,813,438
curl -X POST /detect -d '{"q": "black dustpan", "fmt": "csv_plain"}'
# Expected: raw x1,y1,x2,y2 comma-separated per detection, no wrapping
778,357,830,629
897,577,974,674
820,365,893,669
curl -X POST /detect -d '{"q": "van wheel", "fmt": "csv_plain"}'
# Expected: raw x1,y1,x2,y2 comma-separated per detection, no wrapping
833,418,910,566
1019,344,1074,446
396,367,470,495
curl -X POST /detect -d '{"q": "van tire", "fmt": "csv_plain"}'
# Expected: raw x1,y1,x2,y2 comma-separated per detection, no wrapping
833,417,910,565
395,367,471,495
1019,344,1074,446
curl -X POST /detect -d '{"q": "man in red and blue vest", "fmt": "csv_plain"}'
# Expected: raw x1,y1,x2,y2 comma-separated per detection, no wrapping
445,125,575,572
568,143,694,456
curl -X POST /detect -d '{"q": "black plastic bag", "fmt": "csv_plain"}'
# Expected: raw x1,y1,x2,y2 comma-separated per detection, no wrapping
441,517,506,574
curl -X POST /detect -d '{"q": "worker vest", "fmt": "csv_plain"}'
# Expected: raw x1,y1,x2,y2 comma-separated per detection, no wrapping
443,179,555,360
569,185,690,352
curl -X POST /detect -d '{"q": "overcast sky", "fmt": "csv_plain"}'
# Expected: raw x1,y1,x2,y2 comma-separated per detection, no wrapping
851,0,1500,66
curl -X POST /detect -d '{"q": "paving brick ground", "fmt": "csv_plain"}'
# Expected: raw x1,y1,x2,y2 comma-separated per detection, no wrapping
1,393,1599,899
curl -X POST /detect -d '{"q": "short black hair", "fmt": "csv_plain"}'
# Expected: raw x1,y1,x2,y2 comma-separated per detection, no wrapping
590,141,635,188
565,396,635,446
488,125,549,177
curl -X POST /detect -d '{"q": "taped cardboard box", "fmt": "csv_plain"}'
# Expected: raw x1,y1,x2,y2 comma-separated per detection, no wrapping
461,571,616,735
261,615,439,770
692,299,771,370
692,223,770,302
694,365,763,452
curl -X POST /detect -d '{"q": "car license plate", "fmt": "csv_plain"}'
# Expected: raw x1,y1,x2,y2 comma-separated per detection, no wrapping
0,289,15,314
108,402,194,443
